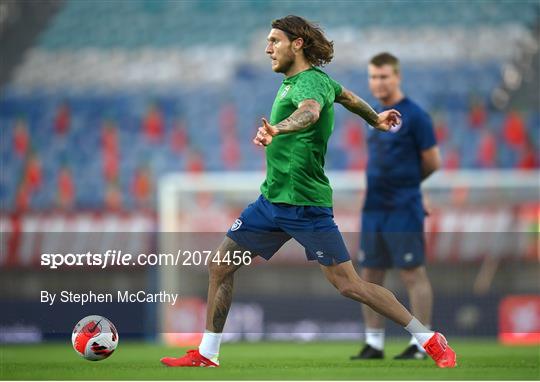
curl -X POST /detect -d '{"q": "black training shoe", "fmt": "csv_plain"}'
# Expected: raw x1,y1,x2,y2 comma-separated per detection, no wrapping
350,344,384,360
393,344,428,360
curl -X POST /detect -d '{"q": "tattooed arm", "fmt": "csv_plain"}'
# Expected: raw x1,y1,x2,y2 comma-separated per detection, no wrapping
335,87,401,131
252,99,321,147
274,99,321,133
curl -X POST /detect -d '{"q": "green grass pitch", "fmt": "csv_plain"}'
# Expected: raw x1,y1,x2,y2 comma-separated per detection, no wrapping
1,340,538,380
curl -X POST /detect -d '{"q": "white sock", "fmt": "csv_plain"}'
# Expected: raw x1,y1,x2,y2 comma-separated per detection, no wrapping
365,327,385,351
404,317,434,348
199,330,222,362
409,325,430,352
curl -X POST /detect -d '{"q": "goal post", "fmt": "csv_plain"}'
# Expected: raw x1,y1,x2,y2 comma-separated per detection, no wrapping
158,169,539,233
156,170,539,343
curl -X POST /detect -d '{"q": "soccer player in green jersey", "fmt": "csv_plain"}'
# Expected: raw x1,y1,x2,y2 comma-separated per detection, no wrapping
161,15,456,369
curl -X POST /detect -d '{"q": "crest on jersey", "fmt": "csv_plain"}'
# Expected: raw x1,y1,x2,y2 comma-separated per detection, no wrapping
231,219,242,231
279,85,291,99
389,120,403,133
368,120,403,133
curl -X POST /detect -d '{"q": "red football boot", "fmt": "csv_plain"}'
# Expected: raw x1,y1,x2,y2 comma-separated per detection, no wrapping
423,332,457,368
160,349,219,367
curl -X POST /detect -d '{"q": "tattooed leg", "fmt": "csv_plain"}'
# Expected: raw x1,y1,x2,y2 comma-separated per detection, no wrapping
205,236,256,333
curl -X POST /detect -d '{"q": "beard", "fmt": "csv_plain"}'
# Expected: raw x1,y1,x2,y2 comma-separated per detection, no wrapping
272,49,296,74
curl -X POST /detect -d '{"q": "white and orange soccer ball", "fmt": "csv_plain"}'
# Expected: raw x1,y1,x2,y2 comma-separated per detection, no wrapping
72,315,119,361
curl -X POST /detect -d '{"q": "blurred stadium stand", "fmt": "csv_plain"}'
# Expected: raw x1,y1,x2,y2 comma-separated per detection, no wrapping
0,0,538,344
0,0,538,211
0,0,64,87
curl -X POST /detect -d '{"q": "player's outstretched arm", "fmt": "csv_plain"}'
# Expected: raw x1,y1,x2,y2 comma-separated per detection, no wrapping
253,99,321,147
336,87,401,131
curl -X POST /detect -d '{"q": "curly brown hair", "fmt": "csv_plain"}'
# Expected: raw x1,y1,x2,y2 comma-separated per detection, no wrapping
271,15,334,67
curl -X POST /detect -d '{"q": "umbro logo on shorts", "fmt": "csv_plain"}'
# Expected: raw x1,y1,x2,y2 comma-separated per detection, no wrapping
231,219,242,231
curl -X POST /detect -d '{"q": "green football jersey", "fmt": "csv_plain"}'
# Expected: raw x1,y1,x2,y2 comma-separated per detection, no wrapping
260,67,343,207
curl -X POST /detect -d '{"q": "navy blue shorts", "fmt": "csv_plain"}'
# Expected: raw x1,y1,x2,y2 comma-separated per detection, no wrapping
359,208,425,269
226,195,350,266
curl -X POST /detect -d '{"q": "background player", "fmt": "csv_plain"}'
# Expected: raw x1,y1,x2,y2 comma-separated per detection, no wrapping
160,16,455,369
351,52,441,360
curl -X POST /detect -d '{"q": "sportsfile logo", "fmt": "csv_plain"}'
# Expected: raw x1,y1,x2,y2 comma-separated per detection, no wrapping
40,249,253,269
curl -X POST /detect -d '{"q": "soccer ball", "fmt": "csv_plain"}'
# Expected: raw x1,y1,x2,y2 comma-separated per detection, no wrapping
72,315,119,361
